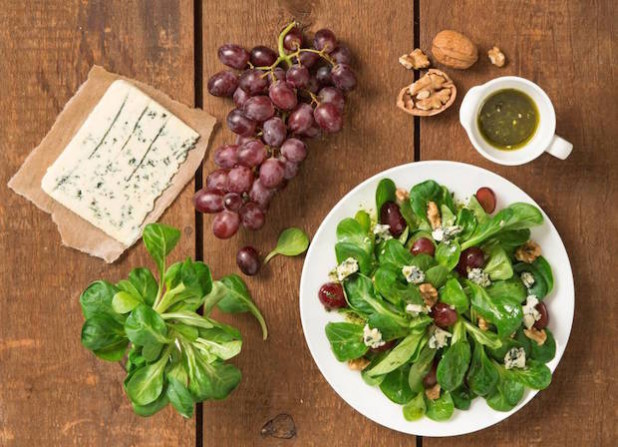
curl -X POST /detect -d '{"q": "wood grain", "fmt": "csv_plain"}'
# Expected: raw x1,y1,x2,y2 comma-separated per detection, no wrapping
200,0,417,444
419,1,617,445
0,1,196,445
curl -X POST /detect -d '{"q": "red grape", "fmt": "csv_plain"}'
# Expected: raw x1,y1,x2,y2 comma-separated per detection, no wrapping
249,179,276,209
286,65,310,88
218,44,250,69
242,95,275,122
331,45,352,65
318,282,347,309
318,86,345,112
306,76,320,93
193,188,224,214
313,29,337,53
301,123,321,139
423,361,438,388
534,301,549,329
269,81,297,110
476,187,497,213
380,202,406,237
227,109,257,136
239,69,268,95
235,134,254,146
411,237,435,257
238,139,267,167
227,165,254,194
288,103,315,134
262,117,287,147
233,87,250,108
298,51,320,68
267,67,286,83
314,103,343,133
259,158,285,188
206,169,229,191
223,192,243,211
283,26,303,51
316,66,333,86
250,45,278,67
281,138,307,162
207,70,238,97
282,157,299,180
331,64,357,91
212,210,240,239
213,144,239,169
239,202,265,230
236,246,261,276
431,303,458,328
456,247,485,276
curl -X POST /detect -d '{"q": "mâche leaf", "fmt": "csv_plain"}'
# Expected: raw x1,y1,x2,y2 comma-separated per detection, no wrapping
264,227,310,263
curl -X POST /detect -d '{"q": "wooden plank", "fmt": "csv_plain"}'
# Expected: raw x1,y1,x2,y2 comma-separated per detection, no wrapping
419,0,617,445
201,0,417,444
0,1,196,445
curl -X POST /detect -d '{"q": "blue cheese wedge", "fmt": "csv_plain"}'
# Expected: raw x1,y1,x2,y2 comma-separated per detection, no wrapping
405,303,430,316
428,326,452,349
373,224,392,242
468,268,492,287
522,295,542,329
336,257,359,281
402,265,425,284
41,80,199,246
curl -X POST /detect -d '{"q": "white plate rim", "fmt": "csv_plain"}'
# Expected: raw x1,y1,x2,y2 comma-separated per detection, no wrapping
299,160,574,437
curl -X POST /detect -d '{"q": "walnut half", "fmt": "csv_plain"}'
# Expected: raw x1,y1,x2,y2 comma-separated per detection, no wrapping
515,240,542,263
419,283,438,307
396,69,457,117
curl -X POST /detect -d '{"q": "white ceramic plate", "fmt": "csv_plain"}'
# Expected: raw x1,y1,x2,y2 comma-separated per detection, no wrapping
299,161,574,437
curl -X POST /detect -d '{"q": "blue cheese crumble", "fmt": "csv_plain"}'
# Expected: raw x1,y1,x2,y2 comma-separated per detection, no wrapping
336,257,359,282
373,224,392,243
468,268,492,287
521,272,536,289
504,347,526,369
522,295,542,329
428,326,452,349
432,225,462,242
362,324,385,349
402,265,425,284
405,303,430,316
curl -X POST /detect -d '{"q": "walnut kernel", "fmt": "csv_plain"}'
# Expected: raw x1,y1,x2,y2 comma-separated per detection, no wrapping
478,316,489,331
348,357,371,371
425,383,441,400
395,188,409,204
488,46,506,67
515,240,542,263
399,48,430,70
524,328,547,346
427,201,441,229
419,283,438,307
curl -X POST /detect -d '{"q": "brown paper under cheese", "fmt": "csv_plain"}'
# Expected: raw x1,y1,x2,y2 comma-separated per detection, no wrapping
8,66,216,263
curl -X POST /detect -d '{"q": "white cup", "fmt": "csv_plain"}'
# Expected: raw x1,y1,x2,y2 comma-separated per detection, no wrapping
459,76,573,166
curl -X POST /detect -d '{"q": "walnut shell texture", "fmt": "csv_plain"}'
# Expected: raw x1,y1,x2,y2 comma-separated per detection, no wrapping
432,30,478,69
396,69,457,117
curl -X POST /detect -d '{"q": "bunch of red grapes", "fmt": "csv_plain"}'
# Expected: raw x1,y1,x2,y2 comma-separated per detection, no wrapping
194,22,357,239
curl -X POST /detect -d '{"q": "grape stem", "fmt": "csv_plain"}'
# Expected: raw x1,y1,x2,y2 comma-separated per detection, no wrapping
277,21,298,67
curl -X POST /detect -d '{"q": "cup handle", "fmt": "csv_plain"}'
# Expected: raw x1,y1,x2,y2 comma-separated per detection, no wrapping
545,135,573,160
459,86,482,131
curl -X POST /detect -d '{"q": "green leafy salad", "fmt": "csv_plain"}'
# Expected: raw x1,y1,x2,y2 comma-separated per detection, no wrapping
80,223,267,418
318,179,556,421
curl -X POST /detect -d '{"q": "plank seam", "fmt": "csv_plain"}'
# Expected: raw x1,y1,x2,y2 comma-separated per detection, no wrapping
193,0,204,446
413,0,421,164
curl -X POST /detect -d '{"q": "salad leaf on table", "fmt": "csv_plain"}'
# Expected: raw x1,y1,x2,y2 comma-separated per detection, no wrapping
79,223,268,418
264,227,310,263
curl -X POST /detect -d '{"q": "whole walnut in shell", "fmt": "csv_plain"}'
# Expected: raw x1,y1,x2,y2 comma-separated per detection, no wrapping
432,30,478,69
396,69,456,117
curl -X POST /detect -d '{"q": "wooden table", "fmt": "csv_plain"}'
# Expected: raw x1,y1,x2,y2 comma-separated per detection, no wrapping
1,1,616,445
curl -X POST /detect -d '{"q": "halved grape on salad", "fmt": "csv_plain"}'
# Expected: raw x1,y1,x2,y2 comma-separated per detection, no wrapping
319,179,555,422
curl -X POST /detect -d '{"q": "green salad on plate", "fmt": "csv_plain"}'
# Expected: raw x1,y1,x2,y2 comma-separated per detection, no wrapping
318,179,555,422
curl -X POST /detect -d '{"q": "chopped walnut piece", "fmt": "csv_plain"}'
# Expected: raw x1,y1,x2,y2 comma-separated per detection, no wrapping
399,48,431,70
425,383,441,400
524,328,547,346
515,240,542,263
396,69,457,117
488,46,506,67
395,187,409,204
427,201,441,229
478,316,489,331
419,283,438,307
348,357,371,371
